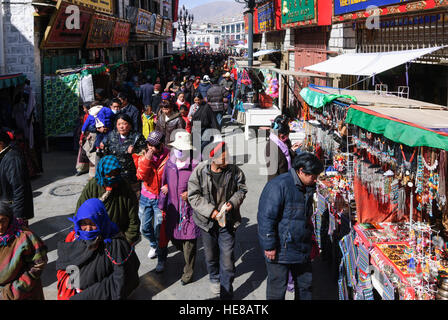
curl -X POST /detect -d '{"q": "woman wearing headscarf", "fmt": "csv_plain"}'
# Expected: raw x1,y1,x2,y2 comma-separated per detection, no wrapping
157,132,200,284
100,113,146,196
56,198,140,300
0,201,48,300
76,155,141,245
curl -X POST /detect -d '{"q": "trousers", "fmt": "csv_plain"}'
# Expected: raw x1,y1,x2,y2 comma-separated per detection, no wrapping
265,261,312,300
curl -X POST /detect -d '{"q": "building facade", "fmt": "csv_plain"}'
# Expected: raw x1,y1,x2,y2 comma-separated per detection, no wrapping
173,23,221,51
0,0,176,121
220,15,246,48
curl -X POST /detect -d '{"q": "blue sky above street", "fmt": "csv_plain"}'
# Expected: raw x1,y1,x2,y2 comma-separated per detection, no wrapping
179,0,234,9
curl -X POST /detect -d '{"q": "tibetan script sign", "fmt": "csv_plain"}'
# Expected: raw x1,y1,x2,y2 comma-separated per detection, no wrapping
334,0,412,15
112,21,131,47
281,0,315,25
86,14,115,48
76,0,113,14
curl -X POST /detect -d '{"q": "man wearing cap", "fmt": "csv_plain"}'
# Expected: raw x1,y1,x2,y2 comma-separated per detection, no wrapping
188,142,248,299
198,75,212,101
157,132,200,281
136,131,170,269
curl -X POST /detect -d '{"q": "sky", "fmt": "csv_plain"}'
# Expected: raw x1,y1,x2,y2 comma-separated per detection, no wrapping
179,0,235,9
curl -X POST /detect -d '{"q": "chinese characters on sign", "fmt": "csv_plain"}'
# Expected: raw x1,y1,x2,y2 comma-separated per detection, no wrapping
258,1,275,32
136,8,152,33
281,0,315,25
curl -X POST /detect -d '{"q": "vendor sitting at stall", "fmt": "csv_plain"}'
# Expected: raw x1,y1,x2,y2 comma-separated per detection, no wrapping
265,115,302,182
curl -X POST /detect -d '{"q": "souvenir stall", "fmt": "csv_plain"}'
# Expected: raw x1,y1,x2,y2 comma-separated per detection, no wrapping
300,84,448,300
232,61,281,140
44,62,126,143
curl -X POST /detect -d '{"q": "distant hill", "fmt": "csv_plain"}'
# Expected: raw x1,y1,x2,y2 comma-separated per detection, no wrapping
189,1,246,24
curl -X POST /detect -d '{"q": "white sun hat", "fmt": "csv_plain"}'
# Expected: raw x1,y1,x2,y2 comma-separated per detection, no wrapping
168,131,196,150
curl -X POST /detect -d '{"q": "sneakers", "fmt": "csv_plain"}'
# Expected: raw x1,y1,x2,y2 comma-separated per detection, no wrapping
155,260,165,273
210,282,220,295
147,247,157,259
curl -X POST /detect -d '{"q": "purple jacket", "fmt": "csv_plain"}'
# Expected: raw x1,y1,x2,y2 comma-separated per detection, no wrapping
158,155,201,240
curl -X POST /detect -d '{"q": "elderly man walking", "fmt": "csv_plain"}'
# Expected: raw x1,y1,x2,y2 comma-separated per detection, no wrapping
188,141,247,299
257,152,324,300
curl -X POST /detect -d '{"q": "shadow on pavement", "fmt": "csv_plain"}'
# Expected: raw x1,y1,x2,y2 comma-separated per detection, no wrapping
233,217,267,300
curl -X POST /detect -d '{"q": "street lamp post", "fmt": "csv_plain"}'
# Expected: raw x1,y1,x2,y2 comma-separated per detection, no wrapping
178,5,194,57
235,0,255,67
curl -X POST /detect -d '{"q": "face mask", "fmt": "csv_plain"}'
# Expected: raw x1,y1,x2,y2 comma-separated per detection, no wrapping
173,149,183,159
111,109,118,114
104,175,120,187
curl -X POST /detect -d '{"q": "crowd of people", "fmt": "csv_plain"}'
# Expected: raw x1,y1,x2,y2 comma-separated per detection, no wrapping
0,51,325,301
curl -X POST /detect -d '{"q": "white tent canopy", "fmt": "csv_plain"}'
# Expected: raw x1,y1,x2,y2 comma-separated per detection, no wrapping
304,46,446,76
235,44,248,49
253,49,280,57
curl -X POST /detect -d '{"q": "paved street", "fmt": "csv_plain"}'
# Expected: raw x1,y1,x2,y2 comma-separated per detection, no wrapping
31,121,338,300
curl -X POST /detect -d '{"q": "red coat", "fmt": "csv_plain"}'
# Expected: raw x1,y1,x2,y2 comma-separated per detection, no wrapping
135,148,170,195
56,231,77,300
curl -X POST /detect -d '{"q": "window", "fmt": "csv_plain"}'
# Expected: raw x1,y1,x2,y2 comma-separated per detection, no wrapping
236,35,240,40
236,24,240,33
231,24,235,33
215,37,219,44
226,25,230,33
222,26,225,33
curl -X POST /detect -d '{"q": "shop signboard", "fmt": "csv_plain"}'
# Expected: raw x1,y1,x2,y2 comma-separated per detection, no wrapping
334,0,412,15
86,14,115,48
135,8,152,34
163,19,173,37
281,0,315,25
258,1,275,32
41,0,93,49
77,0,113,14
154,15,163,34
112,21,131,47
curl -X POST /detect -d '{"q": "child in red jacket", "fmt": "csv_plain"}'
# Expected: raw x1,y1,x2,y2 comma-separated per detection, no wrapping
135,131,170,272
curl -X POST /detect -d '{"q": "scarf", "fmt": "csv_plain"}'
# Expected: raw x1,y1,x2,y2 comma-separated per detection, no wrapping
69,198,120,244
95,155,122,187
270,132,292,170
0,217,26,246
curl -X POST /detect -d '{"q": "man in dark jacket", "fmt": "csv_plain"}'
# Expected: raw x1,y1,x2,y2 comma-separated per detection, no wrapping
198,76,212,101
188,142,247,299
0,130,34,220
151,84,163,115
257,152,324,300
206,83,227,130
118,92,142,133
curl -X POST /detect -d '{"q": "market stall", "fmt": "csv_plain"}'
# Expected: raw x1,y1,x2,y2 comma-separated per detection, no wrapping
300,84,448,300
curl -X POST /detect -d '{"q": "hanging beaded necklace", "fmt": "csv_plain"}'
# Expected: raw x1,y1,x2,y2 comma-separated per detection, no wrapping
400,144,416,170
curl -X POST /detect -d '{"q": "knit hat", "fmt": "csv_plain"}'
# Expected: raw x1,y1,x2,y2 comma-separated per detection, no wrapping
146,130,164,147
203,75,210,82
161,92,171,100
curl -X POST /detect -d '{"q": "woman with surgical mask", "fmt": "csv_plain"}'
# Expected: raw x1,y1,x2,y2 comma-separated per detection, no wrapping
157,132,200,285
265,115,302,182
75,155,141,245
